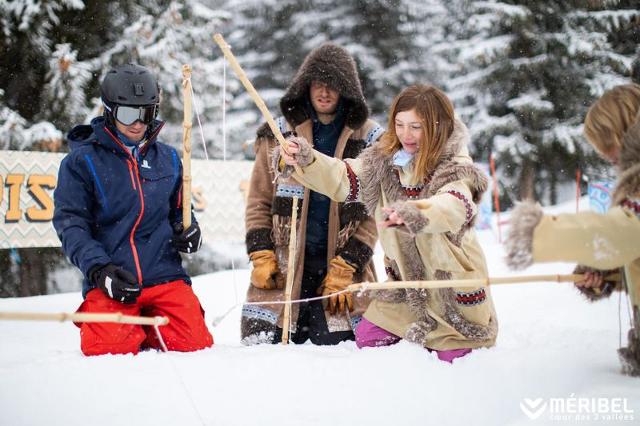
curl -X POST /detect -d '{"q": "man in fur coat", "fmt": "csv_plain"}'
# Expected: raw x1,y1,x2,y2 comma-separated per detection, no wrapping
505,84,640,376
241,43,383,345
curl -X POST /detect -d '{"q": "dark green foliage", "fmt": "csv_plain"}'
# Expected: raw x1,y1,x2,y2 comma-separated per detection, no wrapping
446,0,637,205
1,0,637,296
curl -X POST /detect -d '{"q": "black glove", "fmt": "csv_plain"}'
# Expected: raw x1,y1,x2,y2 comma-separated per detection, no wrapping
172,222,202,254
90,264,140,304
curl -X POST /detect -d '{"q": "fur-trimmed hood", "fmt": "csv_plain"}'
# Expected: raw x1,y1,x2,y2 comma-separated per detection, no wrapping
280,43,368,129
613,118,640,205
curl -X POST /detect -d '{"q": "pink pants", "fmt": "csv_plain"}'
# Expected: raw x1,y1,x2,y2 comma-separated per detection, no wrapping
355,317,471,363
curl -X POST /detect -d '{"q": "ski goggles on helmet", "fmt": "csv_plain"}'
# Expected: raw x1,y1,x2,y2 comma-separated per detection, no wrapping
110,104,158,126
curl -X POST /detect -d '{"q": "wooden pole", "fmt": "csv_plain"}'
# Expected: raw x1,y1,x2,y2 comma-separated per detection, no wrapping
182,64,193,229
213,33,303,175
347,273,621,292
214,33,306,343
281,197,299,344
0,311,169,326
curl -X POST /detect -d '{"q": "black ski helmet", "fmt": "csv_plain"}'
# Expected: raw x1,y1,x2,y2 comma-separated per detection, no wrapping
101,63,160,108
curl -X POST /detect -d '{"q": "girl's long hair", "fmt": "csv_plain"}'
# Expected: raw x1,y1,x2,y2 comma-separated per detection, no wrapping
379,84,455,183
584,83,640,158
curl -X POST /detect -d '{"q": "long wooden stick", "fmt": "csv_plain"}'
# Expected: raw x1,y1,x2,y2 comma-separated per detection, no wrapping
213,33,303,175
281,197,299,344
181,64,193,229
213,33,303,342
347,273,621,292
0,311,169,326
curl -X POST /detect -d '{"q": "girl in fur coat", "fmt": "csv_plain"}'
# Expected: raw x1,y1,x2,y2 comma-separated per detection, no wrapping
280,85,498,362
505,84,640,376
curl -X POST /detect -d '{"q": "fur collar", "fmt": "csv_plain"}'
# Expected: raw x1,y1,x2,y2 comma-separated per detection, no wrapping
359,118,487,214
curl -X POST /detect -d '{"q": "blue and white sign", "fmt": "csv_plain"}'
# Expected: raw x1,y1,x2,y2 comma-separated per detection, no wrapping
587,180,614,214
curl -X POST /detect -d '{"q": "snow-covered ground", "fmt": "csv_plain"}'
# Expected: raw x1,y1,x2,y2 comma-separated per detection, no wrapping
1,200,638,426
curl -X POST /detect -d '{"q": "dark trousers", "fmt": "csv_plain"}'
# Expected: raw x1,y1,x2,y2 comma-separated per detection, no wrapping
276,254,354,345
241,253,355,345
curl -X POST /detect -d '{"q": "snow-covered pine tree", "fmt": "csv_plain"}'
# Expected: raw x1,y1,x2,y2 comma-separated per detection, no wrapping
0,0,85,149
219,0,425,146
91,0,230,158
0,0,90,297
213,0,307,157
442,0,638,205
309,0,422,118
0,0,229,296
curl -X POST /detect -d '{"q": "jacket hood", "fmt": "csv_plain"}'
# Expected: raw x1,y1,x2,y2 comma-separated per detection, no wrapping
66,122,97,151
280,43,368,129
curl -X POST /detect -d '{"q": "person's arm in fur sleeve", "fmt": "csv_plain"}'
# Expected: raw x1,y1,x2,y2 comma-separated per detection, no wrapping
279,136,363,203
245,127,283,289
380,179,477,236
572,264,622,301
504,201,640,271
245,129,277,252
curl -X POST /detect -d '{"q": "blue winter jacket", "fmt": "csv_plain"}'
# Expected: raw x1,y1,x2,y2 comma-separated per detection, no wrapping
53,117,192,297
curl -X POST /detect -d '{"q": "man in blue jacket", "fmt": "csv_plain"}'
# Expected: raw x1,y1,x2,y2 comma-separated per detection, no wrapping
53,63,213,356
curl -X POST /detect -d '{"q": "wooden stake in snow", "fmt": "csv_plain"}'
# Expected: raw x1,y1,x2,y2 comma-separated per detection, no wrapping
281,197,299,344
0,311,169,326
213,33,305,343
213,33,303,176
182,64,193,229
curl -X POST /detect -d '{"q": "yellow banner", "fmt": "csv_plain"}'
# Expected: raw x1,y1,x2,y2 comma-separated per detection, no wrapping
0,150,253,248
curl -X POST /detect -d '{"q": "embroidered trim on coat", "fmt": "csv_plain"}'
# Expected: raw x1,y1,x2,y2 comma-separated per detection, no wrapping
276,183,305,198
344,161,360,202
242,305,278,324
393,169,434,200
365,125,384,146
455,288,487,306
446,190,474,224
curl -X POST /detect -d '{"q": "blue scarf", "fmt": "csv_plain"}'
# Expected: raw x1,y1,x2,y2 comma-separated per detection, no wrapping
115,129,146,161
392,148,415,167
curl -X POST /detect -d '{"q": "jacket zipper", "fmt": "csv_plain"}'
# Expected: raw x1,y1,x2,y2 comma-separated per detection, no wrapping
126,161,137,190
104,126,145,285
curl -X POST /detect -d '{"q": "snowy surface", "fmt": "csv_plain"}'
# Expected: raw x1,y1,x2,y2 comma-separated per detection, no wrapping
1,201,639,425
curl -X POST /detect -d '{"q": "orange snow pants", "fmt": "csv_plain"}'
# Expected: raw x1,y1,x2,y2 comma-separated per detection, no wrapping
76,280,213,356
